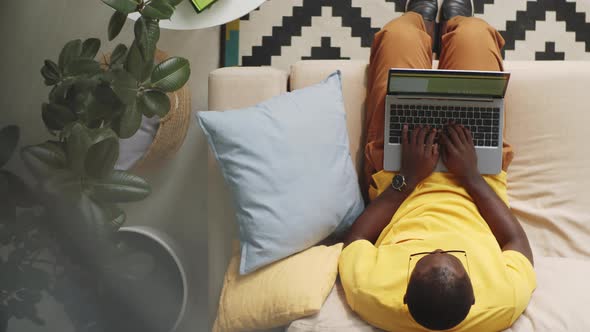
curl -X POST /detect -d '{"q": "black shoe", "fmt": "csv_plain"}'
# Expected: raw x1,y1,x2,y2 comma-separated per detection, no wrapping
406,0,438,22
440,0,473,21
406,0,438,53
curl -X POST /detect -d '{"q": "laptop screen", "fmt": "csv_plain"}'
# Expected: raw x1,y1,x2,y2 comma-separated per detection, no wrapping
387,69,510,98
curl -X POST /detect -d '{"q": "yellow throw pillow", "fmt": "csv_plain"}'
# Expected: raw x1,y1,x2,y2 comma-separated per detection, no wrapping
213,243,343,332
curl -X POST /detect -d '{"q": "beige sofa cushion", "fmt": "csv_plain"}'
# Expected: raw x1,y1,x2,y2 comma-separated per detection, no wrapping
502,61,590,258
287,256,590,332
505,256,590,331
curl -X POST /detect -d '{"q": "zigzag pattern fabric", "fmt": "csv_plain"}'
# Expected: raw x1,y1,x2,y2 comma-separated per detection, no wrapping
222,0,590,69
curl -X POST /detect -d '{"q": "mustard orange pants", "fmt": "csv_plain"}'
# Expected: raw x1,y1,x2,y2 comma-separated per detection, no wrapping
363,12,514,192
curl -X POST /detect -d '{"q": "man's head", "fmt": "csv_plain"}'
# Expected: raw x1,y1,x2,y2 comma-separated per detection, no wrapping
403,249,475,330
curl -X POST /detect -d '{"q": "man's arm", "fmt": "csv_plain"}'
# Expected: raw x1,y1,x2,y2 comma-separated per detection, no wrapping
342,125,439,247
342,180,416,247
440,124,534,265
462,175,534,265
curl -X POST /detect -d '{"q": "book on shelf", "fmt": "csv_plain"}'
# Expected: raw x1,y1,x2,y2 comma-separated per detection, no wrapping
190,0,218,12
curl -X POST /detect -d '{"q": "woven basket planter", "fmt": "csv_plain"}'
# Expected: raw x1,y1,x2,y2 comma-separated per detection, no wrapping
133,49,191,172
103,49,191,172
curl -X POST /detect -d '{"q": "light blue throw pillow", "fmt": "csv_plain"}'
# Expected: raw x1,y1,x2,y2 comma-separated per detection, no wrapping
197,71,364,274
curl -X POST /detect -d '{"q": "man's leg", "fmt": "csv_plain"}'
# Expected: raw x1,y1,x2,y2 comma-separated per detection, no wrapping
438,17,514,171
364,12,433,196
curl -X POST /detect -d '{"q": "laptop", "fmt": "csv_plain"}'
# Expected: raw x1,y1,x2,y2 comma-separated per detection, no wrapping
384,68,511,174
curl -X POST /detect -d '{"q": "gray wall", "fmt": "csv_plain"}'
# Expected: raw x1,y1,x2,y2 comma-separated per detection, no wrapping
1,0,219,331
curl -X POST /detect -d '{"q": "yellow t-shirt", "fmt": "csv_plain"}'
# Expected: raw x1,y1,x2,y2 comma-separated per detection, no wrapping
339,171,536,332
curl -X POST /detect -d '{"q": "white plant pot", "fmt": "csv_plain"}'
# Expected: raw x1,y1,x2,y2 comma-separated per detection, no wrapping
118,226,188,332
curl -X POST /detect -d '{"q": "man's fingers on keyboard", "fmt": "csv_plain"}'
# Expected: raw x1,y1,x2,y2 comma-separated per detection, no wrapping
417,126,428,148
463,126,475,146
425,128,436,150
402,124,409,145
455,124,468,143
411,125,421,145
440,138,448,163
441,132,457,155
447,124,462,147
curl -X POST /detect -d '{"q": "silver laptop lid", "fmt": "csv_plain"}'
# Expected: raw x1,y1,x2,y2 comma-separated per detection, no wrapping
387,68,510,99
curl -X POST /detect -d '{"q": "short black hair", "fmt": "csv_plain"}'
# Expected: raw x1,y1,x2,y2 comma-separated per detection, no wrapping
405,265,474,330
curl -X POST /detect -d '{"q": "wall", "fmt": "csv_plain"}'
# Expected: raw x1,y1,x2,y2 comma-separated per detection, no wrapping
0,0,218,331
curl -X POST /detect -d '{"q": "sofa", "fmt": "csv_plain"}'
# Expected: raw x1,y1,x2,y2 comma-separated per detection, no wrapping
206,60,590,331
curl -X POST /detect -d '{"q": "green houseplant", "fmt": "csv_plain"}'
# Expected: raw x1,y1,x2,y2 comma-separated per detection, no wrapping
1,0,191,330
30,0,191,236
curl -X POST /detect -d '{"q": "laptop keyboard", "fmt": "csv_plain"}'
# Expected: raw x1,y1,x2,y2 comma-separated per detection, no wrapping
388,104,501,147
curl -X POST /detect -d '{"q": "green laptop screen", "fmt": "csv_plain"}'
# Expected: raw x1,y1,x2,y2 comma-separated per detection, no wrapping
388,70,509,97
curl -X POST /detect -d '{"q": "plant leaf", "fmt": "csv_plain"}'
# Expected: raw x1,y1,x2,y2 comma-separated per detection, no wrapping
124,42,148,82
134,17,159,62
151,57,190,92
0,170,34,208
168,0,183,7
49,80,74,104
65,78,100,119
42,103,77,130
21,142,67,180
144,18,160,59
105,204,126,229
88,126,119,146
66,123,92,175
88,83,124,122
137,90,170,117
111,69,138,105
58,39,82,71
0,125,19,168
85,128,119,179
134,17,148,58
42,169,82,200
64,58,102,76
87,170,150,202
81,38,101,58
108,11,128,41
77,193,109,232
141,0,174,19
101,0,138,14
41,60,61,86
141,56,155,84
110,44,128,66
113,101,142,138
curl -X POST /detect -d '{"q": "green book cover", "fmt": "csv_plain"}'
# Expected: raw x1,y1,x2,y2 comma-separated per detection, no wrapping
190,0,217,12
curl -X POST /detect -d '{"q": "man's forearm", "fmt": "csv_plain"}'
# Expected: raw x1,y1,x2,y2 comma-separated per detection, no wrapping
342,180,416,247
462,175,534,264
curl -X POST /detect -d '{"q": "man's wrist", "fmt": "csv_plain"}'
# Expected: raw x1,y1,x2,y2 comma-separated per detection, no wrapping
395,171,419,193
403,175,419,192
460,172,485,192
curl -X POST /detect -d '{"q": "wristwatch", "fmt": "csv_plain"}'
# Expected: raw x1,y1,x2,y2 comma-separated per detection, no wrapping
391,174,407,192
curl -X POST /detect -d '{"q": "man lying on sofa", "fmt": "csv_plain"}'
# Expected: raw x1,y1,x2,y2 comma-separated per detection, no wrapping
338,0,536,331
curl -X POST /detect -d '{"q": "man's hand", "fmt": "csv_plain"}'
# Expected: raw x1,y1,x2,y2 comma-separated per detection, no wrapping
400,124,439,187
440,123,479,185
